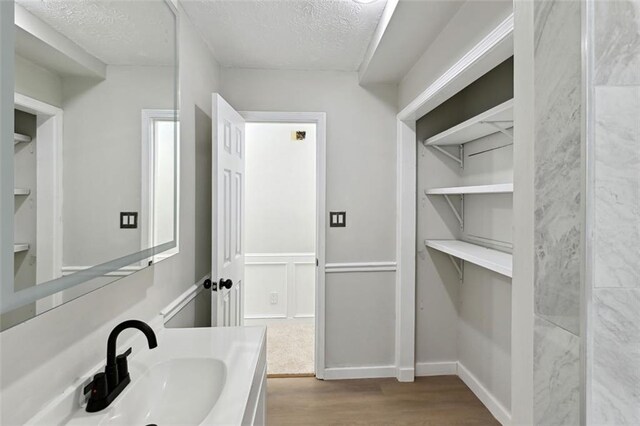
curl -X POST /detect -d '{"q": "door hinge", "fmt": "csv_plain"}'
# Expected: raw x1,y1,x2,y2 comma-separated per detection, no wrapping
316,258,319,267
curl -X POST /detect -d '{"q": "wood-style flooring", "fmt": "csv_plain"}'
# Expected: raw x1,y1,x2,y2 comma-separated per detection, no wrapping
267,376,499,425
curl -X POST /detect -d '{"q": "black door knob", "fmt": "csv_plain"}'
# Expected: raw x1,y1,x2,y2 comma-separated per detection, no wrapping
219,279,233,290
203,279,212,289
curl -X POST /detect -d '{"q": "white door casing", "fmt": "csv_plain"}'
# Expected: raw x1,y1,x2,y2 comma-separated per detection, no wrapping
212,94,245,327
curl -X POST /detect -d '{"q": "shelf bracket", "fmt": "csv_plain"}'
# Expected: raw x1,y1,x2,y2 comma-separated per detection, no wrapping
481,121,514,140
428,144,464,168
448,255,464,282
443,194,464,230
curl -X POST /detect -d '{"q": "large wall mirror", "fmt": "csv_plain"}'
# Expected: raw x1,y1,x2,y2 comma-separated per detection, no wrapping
1,0,179,331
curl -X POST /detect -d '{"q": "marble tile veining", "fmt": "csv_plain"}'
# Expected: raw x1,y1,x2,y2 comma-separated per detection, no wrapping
592,289,640,425
595,86,640,288
534,0,582,335
533,316,581,426
595,0,640,85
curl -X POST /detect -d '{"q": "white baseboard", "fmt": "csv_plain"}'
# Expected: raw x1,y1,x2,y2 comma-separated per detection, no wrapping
396,367,415,382
457,362,511,426
415,361,458,376
323,365,396,380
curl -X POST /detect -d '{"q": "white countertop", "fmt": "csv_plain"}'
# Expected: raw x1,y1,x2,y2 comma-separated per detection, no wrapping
26,324,266,425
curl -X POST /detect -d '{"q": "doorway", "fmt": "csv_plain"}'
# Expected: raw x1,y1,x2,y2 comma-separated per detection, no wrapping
241,112,326,378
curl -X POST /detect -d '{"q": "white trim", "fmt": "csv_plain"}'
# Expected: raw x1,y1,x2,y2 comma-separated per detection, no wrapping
61,265,144,277
398,13,514,121
323,365,397,380
415,361,458,377
457,362,511,426
245,252,315,258
325,261,397,273
240,110,327,379
160,274,209,322
244,314,287,320
395,118,417,382
394,14,514,385
141,109,180,265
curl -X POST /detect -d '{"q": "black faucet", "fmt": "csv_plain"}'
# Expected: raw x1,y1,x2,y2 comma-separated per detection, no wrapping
85,320,158,412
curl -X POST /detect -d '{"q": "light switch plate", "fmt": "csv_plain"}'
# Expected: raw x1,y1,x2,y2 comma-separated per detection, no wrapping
330,211,346,227
120,212,138,229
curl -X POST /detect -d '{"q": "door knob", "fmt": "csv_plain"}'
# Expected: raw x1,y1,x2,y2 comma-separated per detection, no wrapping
219,279,233,290
203,279,212,289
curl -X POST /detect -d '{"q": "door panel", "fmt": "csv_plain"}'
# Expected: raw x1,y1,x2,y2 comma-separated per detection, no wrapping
212,94,245,327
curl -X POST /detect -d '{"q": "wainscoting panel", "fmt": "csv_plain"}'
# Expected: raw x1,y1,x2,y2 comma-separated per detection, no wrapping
245,253,315,319
294,263,315,318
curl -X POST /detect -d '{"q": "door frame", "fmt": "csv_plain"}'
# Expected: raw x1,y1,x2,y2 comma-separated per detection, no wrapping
141,109,181,264
239,111,327,379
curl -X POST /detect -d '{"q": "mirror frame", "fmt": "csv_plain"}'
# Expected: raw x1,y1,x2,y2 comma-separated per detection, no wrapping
0,0,180,316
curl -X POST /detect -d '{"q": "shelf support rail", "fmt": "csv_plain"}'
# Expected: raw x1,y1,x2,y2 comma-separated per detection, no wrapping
448,255,464,283
481,121,513,140
428,144,464,168
443,194,464,230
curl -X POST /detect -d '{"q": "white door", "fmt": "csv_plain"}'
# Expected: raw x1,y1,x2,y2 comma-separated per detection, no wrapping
212,94,245,327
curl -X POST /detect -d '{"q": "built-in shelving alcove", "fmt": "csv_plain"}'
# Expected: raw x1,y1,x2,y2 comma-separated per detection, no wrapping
415,56,514,418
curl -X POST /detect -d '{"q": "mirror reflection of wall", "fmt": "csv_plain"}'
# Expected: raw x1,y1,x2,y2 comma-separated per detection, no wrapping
2,0,178,331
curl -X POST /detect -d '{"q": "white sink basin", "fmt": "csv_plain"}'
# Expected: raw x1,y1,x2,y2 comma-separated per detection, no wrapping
27,324,267,426
100,358,226,426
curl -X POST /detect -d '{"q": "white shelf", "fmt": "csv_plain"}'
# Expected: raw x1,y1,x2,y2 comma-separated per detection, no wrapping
14,188,30,196
425,183,513,195
424,99,513,146
14,133,32,144
425,239,512,278
14,243,29,253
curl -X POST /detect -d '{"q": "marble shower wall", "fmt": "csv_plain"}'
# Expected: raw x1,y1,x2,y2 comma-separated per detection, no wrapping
533,0,582,424
590,1,640,423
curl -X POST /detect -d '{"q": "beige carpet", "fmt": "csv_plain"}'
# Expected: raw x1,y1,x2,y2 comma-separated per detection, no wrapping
266,321,314,376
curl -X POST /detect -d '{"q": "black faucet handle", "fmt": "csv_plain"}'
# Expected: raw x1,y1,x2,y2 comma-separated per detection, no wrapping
84,372,108,401
116,347,133,380
118,347,132,358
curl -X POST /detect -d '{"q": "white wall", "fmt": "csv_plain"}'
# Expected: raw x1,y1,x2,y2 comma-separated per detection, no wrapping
244,122,316,319
398,0,513,111
0,10,221,424
245,122,316,254
221,68,398,368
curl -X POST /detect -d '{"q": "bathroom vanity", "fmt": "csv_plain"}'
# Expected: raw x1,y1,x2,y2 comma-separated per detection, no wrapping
26,324,267,426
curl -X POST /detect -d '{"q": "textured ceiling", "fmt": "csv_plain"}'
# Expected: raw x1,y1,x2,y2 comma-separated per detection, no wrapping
181,0,387,71
16,0,176,66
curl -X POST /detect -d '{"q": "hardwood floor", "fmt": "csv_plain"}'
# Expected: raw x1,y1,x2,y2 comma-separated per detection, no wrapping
267,376,499,425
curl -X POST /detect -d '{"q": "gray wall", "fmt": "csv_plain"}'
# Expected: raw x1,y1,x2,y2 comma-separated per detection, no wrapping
0,10,221,424
14,55,62,107
165,287,211,329
221,68,398,368
589,1,640,423
415,58,513,411
62,66,173,267
532,1,582,424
